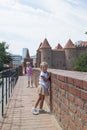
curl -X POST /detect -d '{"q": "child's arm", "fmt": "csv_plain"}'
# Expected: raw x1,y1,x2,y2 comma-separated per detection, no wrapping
41,72,51,82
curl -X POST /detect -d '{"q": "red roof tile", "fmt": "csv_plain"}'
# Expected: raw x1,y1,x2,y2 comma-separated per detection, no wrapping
37,42,42,51
80,41,87,47
40,38,51,49
64,39,76,48
54,43,63,50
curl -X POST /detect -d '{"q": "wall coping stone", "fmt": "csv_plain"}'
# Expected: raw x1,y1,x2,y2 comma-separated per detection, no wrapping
34,68,87,81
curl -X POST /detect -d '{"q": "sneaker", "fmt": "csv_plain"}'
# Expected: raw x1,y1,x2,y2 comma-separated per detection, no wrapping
39,109,45,113
32,108,39,115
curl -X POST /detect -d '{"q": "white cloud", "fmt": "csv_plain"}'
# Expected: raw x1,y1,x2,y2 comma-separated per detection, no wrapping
0,0,87,56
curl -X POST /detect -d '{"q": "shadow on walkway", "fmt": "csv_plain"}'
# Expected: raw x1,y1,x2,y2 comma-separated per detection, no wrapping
0,76,62,130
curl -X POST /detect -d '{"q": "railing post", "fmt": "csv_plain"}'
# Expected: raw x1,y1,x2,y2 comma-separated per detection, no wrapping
11,72,12,94
6,77,8,104
8,70,11,98
0,68,19,117
2,73,4,116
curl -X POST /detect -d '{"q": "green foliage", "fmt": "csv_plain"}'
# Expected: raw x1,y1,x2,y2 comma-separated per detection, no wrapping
73,51,87,72
0,42,12,68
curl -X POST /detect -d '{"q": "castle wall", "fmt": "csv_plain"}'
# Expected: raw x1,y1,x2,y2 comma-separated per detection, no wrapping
65,48,77,70
36,41,87,70
36,50,41,67
40,48,52,68
52,50,66,69
76,46,87,56
33,68,87,130
65,47,87,70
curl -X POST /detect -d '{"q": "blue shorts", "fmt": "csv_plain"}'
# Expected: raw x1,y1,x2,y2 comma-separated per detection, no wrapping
28,76,32,81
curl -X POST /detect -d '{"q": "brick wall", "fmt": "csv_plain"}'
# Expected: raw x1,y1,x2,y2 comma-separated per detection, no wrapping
18,66,23,76
33,68,87,130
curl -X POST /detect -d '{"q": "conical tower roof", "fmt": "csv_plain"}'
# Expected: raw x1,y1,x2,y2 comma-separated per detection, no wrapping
37,42,42,51
64,39,76,49
40,38,51,49
54,43,63,50
39,42,42,48
26,49,30,59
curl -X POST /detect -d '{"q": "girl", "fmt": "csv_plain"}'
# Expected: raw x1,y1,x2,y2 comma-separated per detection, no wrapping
26,62,33,87
32,61,50,115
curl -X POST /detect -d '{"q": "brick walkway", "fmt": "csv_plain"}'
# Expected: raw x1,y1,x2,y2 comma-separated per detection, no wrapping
0,76,62,130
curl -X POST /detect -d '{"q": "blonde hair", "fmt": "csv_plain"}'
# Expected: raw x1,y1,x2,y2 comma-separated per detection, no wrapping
26,62,30,65
40,61,48,68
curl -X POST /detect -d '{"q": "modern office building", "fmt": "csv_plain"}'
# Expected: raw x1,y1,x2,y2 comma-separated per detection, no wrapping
11,55,22,67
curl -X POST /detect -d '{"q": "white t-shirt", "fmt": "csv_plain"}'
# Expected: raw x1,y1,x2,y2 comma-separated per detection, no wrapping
39,71,49,88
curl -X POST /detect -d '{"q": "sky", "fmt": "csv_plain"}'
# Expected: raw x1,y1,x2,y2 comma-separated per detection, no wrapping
0,0,87,56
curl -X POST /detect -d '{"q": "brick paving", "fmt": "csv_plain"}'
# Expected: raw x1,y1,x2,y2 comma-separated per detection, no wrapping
0,76,62,130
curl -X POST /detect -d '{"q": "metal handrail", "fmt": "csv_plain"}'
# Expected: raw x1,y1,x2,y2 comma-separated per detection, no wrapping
0,68,18,117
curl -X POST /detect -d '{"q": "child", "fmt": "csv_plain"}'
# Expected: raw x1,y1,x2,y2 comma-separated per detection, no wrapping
26,62,33,87
32,61,50,115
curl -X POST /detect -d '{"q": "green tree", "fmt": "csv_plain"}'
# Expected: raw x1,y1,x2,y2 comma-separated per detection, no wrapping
0,42,12,68
73,52,87,72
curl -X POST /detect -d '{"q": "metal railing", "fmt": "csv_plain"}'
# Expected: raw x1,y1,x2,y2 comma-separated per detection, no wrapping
0,68,18,117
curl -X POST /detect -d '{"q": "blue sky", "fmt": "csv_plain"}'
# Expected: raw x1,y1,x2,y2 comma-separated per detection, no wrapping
0,0,87,56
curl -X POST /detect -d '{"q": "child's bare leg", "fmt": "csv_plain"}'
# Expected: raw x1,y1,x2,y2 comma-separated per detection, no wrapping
35,94,41,108
30,79,31,87
30,77,33,87
30,80,33,87
31,80,33,87
40,95,45,109
32,94,41,115
28,80,29,87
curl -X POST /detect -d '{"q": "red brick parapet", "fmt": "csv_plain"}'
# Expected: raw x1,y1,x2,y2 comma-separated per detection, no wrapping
33,68,87,130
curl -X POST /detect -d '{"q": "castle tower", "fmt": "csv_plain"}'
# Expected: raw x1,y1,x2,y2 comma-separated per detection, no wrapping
52,43,65,69
64,39,76,70
39,38,52,68
22,48,31,74
36,42,42,67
